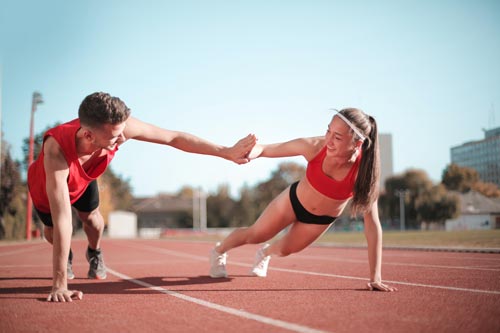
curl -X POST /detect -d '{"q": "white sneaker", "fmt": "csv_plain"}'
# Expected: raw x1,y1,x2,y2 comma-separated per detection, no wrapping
209,242,228,278
251,244,271,277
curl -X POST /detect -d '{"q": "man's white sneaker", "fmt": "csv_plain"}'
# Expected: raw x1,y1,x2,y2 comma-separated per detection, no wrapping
209,242,228,278
251,244,271,277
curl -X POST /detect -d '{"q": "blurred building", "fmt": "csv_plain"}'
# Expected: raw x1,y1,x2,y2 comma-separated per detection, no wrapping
451,126,500,187
132,194,192,230
445,191,500,231
379,133,394,191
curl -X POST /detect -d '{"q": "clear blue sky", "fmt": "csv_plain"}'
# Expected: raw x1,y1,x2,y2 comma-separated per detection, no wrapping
1,0,499,197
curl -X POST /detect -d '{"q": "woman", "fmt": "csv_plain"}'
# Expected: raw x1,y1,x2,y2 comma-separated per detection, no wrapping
209,108,396,292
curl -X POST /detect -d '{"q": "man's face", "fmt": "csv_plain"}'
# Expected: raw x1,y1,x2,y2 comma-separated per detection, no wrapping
91,122,127,151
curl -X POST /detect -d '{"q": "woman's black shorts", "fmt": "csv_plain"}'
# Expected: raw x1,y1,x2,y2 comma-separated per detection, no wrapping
289,181,337,225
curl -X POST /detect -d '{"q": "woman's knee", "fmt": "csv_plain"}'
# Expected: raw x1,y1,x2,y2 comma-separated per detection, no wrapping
274,238,309,257
276,246,294,257
245,227,272,244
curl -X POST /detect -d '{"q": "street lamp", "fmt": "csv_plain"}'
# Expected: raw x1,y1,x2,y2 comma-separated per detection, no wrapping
395,189,409,231
192,187,207,231
26,91,43,240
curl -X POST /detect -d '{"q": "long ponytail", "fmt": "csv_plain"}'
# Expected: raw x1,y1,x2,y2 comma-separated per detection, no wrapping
339,109,380,216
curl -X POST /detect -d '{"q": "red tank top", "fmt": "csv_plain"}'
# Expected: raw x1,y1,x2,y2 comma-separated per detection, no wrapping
306,146,361,200
27,119,118,213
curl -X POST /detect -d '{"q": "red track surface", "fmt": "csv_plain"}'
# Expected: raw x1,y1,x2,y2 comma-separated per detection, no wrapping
1,238,499,333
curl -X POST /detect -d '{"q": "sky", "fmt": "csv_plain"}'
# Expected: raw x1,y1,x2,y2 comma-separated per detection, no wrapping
1,0,499,198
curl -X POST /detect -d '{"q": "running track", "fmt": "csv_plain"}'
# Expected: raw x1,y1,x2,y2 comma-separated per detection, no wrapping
1,238,499,333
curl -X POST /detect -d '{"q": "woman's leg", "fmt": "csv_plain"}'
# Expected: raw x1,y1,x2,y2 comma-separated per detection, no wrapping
216,186,297,254
265,221,331,257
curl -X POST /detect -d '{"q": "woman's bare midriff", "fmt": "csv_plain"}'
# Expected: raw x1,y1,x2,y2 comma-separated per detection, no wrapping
296,177,350,217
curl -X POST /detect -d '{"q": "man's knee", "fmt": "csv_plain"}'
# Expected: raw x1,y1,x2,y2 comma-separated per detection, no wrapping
44,226,53,244
78,208,103,226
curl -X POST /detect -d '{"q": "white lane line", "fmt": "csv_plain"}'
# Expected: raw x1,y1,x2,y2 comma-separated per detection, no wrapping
0,244,47,257
107,267,331,333
292,255,500,272
117,243,500,296
380,252,500,261
259,266,500,295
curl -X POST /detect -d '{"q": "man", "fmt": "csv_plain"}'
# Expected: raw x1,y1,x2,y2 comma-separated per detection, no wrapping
28,92,256,302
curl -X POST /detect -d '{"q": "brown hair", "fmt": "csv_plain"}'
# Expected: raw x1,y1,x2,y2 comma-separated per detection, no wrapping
338,108,380,215
78,92,131,128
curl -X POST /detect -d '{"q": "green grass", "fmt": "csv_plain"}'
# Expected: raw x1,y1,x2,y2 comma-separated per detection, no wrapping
318,229,500,249
158,228,500,249
4,229,499,250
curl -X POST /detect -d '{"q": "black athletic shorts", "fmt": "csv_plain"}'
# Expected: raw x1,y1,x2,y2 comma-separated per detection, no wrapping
289,181,337,225
34,180,100,227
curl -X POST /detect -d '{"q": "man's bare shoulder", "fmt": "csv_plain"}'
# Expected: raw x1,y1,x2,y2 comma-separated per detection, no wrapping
43,136,69,173
43,136,63,157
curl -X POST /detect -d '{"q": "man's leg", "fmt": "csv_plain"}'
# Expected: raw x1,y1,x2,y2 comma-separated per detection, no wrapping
77,208,104,251
77,208,107,279
72,180,106,279
39,215,75,280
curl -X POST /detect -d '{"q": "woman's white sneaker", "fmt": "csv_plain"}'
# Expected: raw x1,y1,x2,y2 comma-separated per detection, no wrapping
251,244,271,277
209,242,228,278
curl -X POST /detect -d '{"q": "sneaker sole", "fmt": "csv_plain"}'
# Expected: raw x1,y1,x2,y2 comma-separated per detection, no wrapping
250,271,267,277
209,272,228,278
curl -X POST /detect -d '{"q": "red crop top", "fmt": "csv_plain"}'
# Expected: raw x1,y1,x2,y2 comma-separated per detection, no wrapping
306,146,361,200
27,119,118,213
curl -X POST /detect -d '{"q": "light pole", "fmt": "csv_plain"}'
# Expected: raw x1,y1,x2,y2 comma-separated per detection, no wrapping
192,187,207,231
26,92,43,240
192,188,199,229
395,189,409,232
199,187,207,232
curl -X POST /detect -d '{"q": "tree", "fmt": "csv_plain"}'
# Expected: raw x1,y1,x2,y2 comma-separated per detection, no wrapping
206,184,236,228
381,169,434,229
442,163,500,198
0,141,26,239
0,143,19,217
21,122,61,172
94,168,133,225
232,184,259,227
442,164,479,193
176,185,195,199
234,162,305,227
471,181,500,198
254,162,305,213
415,184,460,228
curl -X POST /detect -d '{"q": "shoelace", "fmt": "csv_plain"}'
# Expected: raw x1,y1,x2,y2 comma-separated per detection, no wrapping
255,250,268,269
216,254,226,266
89,254,104,270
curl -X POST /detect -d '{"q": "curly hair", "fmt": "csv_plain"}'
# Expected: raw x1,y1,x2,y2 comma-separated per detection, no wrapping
78,92,131,128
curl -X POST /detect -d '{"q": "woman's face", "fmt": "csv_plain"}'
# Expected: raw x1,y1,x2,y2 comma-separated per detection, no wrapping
324,115,358,158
